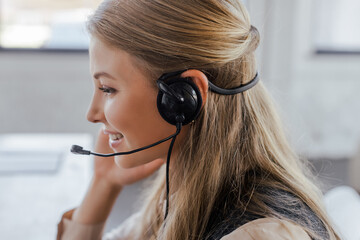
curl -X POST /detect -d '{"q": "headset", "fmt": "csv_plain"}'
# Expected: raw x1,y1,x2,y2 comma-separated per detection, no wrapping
156,69,259,125
71,69,259,219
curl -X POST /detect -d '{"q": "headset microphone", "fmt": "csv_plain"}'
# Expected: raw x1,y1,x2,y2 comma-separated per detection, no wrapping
71,145,91,155
70,125,181,157
71,69,259,221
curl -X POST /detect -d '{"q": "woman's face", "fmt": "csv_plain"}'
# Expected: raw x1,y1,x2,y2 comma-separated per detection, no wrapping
87,37,188,168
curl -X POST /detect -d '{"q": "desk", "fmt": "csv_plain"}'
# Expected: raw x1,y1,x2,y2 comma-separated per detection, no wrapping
0,134,93,240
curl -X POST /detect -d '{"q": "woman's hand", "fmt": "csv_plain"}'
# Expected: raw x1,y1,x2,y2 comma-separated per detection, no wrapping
92,126,164,188
72,126,164,225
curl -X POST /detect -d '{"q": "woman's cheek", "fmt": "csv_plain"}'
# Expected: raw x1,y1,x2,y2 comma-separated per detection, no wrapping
105,99,124,126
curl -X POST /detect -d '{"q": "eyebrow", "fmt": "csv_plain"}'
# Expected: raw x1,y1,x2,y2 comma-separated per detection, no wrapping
93,72,116,81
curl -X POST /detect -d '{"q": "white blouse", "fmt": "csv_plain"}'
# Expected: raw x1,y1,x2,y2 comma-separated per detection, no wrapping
57,208,311,240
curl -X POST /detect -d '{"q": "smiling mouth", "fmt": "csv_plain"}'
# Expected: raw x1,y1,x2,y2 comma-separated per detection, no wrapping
109,133,124,141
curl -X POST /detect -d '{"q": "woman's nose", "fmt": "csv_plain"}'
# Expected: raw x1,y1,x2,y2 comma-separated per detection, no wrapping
86,96,104,123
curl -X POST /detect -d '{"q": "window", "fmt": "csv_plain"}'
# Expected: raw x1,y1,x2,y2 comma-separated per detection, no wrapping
0,0,102,50
314,0,360,53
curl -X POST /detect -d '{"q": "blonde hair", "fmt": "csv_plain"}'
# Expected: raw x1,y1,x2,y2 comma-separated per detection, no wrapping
87,0,340,239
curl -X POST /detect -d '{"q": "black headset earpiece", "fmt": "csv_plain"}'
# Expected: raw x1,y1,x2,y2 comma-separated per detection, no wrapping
157,75,203,126
156,69,260,126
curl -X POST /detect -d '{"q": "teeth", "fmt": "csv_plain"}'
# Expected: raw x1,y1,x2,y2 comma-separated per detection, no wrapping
109,133,123,141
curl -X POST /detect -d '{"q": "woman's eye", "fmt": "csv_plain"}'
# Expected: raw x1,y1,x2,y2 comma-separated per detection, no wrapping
98,87,116,95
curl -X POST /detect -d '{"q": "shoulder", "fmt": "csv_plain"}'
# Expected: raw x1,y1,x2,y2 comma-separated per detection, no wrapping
220,217,311,240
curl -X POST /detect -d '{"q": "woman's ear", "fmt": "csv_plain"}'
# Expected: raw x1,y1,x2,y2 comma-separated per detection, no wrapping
181,69,208,107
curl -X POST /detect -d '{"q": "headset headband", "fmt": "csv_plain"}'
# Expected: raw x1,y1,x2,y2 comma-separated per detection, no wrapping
158,69,259,95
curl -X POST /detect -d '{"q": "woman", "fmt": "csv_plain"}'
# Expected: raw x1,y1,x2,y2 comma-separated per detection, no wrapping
57,0,340,239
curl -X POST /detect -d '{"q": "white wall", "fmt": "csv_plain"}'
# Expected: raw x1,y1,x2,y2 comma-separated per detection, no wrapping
0,52,99,135
290,0,360,159
249,0,360,160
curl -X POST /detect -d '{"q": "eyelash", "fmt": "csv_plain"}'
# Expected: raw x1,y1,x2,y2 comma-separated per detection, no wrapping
98,87,116,94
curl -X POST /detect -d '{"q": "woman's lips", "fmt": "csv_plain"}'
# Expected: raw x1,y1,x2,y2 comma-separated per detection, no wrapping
103,129,124,149
109,135,124,149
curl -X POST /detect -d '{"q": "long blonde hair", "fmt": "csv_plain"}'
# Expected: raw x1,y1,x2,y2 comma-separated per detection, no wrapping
87,0,340,239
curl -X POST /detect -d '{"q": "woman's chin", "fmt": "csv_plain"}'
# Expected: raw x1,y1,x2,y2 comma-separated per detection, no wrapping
114,154,166,169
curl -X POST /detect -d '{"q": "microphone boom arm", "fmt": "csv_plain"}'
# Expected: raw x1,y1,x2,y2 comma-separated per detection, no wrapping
71,124,182,157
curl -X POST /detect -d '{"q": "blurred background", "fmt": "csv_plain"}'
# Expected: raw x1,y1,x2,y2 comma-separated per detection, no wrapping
0,0,359,239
